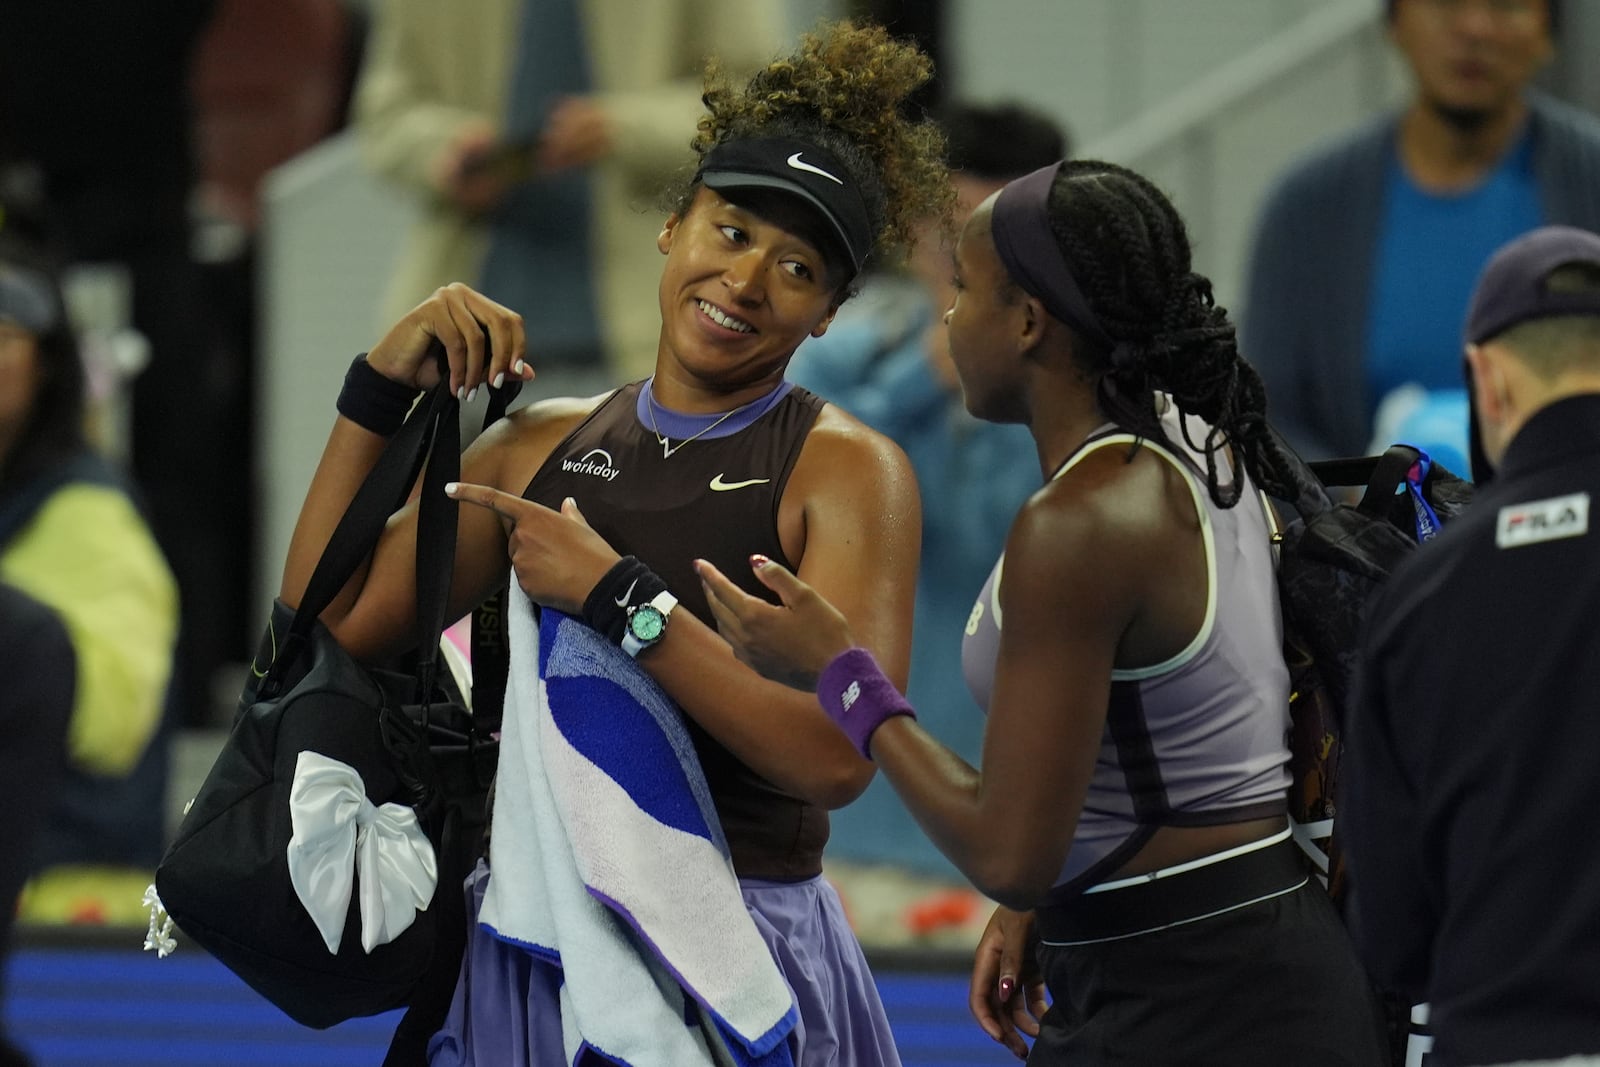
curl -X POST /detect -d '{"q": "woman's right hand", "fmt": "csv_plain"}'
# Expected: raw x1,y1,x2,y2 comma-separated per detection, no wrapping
969,904,1048,1060
364,283,533,399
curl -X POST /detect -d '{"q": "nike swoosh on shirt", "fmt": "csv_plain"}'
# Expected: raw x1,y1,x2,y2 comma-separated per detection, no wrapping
709,474,772,492
786,152,844,185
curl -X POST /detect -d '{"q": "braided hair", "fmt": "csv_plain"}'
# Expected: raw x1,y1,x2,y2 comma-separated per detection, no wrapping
1041,160,1294,506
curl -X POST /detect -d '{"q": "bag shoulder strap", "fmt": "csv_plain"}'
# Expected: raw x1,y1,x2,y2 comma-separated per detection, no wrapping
461,384,517,729
266,373,521,709
264,384,444,697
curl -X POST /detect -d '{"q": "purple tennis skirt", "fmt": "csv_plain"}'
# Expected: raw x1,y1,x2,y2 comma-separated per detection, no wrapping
427,861,902,1067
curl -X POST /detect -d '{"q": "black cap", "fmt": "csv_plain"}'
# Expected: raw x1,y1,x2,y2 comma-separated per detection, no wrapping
0,262,59,334
696,137,873,274
1464,225,1600,344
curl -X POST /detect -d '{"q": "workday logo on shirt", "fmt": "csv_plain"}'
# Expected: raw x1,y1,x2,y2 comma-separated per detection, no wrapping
560,448,622,482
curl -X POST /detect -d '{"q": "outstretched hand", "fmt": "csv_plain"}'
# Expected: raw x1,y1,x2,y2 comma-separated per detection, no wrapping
694,556,855,692
445,483,619,615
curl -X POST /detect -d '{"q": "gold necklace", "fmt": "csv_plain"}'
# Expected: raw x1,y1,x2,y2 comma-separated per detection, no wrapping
645,390,752,459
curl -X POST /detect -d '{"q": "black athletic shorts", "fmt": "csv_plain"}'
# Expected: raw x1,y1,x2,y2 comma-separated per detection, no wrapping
1029,840,1389,1066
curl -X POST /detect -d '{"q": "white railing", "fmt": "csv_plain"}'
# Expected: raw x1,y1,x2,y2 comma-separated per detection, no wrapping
1074,0,1406,314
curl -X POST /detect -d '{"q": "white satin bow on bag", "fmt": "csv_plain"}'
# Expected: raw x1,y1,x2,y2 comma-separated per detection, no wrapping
286,750,438,954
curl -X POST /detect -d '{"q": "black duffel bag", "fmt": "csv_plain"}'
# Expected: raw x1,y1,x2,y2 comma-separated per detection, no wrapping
154,374,509,1063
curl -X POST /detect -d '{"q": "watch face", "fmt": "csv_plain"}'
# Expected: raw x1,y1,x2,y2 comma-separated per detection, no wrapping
628,604,666,642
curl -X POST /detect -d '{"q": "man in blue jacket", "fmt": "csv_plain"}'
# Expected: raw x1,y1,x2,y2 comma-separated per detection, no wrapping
1241,0,1600,465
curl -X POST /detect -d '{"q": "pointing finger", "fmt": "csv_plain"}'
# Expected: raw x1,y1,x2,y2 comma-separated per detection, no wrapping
445,481,532,526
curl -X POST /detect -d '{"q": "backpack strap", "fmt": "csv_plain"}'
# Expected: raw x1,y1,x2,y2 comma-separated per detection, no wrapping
1306,454,1381,489
1307,446,1418,504
1304,444,1444,546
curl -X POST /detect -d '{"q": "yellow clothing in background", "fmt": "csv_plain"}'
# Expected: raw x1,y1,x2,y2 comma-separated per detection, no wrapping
1,482,178,775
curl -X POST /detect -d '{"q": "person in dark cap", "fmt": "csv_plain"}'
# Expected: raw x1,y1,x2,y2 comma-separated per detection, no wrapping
1242,0,1600,469
1343,224,1600,1067
276,21,953,1066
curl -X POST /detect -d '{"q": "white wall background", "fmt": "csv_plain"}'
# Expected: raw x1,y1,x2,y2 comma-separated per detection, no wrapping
948,0,1332,145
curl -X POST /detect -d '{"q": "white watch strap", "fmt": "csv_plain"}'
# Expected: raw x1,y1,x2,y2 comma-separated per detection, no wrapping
621,591,678,658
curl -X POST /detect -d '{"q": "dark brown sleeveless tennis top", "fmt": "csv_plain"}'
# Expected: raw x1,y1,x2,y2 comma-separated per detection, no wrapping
522,379,829,881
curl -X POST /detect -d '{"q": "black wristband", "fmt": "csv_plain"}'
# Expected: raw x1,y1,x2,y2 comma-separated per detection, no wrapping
582,556,670,646
336,354,421,435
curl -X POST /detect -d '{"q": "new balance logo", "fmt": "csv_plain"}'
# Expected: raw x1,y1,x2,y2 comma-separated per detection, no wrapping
841,681,861,713
786,152,843,186
709,474,770,492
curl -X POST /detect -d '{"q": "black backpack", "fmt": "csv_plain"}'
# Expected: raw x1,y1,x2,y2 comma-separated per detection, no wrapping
1271,441,1473,901
1272,440,1475,1067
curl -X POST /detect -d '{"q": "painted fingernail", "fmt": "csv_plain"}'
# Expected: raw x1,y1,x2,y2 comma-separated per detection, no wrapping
512,358,527,376
445,482,460,495
750,554,771,568
493,372,505,389
998,977,1014,1000
467,386,479,403
456,386,467,401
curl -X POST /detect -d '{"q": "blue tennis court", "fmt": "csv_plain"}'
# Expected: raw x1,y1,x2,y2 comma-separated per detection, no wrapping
5,942,1018,1066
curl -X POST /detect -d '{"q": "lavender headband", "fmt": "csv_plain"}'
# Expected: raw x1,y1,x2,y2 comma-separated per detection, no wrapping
990,162,1120,358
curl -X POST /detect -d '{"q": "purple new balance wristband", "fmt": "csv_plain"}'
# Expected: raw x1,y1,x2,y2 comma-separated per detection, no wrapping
816,647,915,760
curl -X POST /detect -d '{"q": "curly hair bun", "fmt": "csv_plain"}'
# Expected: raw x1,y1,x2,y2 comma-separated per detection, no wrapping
694,21,954,267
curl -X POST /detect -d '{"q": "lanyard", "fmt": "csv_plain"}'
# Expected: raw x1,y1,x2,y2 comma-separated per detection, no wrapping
1405,451,1442,543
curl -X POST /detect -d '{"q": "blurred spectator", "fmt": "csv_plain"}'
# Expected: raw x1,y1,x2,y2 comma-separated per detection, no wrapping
0,586,72,1067
786,101,1067,878
190,0,354,234
352,0,787,392
0,250,179,926
0,1,239,730
1242,0,1600,466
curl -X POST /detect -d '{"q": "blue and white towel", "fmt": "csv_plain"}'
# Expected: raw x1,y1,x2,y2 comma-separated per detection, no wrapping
478,586,798,1066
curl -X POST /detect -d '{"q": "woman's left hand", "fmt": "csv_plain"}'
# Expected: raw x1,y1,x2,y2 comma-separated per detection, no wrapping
446,482,618,614
694,556,855,692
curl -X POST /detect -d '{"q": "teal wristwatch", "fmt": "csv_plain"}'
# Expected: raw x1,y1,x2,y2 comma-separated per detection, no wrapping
622,591,678,658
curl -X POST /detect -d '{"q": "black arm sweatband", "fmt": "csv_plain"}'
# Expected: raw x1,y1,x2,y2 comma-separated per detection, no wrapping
582,556,670,646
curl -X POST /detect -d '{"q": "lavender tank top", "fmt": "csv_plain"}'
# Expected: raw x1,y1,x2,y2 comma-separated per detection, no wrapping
961,403,1291,893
